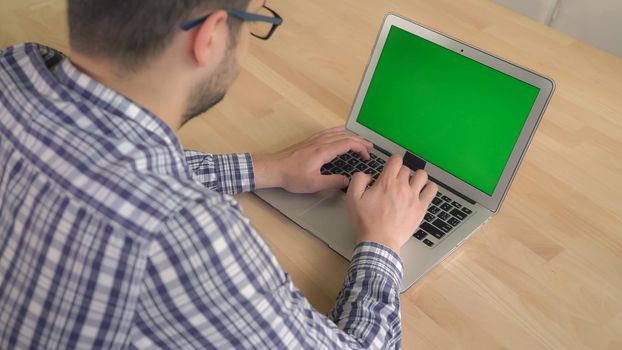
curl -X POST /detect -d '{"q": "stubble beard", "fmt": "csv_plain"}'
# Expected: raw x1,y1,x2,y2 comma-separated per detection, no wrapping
181,45,239,127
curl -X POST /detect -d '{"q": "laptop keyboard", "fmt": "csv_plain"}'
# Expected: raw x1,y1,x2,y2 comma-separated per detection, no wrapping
321,151,474,248
321,151,384,186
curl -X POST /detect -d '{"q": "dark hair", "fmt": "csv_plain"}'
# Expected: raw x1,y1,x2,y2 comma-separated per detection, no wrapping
68,0,250,70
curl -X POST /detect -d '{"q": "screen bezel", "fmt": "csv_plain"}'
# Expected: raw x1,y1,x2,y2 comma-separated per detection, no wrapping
346,13,555,213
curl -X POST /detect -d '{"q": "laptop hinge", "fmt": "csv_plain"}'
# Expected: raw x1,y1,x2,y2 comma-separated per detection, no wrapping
374,146,477,205
403,152,476,204
403,151,426,171
373,144,392,157
429,175,477,205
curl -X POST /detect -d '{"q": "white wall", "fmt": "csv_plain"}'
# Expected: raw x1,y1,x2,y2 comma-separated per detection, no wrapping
550,0,622,57
493,0,559,24
492,0,622,57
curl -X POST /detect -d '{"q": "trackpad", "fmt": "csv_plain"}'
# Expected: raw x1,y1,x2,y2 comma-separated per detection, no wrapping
298,193,358,260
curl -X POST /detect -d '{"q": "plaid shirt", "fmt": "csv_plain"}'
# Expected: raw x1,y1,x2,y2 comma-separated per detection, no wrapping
0,43,403,349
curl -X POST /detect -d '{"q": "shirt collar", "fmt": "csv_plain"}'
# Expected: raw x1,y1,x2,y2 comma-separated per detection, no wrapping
6,43,193,178
53,56,185,157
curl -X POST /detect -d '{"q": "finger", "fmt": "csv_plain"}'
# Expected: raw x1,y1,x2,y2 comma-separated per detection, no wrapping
309,126,346,141
323,125,346,133
307,131,349,147
321,139,372,162
318,174,350,190
378,155,403,181
315,133,374,151
346,172,371,200
397,165,411,183
409,170,429,193
419,181,438,203
310,130,373,147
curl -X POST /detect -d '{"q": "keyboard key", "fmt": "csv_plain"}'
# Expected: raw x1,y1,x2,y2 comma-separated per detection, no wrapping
348,158,359,166
356,163,368,171
436,191,442,197
368,160,379,168
343,165,354,172
413,230,427,240
341,153,352,161
451,201,462,209
423,239,434,247
440,203,453,211
438,211,450,220
432,197,442,206
424,213,435,221
432,219,452,233
323,164,336,174
428,205,440,214
448,217,460,226
331,167,343,175
461,207,473,215
442,195,452,202
450,208,467,220
334,159,346,167
421,222,445,239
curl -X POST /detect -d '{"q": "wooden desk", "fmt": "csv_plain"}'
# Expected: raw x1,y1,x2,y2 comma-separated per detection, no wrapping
2,0,621,349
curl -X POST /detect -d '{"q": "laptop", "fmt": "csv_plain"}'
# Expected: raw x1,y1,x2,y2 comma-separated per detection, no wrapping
255,13,555,292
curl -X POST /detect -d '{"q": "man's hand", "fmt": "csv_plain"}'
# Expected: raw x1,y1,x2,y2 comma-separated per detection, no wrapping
253,126,373,193
346,156,438,254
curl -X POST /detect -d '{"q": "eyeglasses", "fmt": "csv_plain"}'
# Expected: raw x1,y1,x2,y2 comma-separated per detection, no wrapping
180,5,283,40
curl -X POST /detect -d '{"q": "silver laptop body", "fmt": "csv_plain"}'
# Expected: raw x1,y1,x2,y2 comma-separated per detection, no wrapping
255,13,555,292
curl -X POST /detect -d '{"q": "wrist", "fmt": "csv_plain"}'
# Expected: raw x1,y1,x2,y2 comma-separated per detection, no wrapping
252,153,285,190
357,237,401,255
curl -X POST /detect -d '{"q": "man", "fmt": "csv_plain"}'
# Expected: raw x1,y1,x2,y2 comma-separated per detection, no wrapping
0,0,437,348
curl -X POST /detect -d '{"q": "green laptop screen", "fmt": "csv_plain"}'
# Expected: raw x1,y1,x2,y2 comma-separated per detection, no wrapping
357,26,540,195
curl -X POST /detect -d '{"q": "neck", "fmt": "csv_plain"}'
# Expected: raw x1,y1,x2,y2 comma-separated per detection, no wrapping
68,52,188,131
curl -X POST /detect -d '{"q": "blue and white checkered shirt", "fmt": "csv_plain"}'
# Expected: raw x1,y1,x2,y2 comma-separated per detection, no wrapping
0,43,403,349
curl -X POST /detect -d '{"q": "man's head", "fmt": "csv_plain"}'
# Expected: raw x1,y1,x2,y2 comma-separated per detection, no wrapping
68,0,252,70
67,0,266,127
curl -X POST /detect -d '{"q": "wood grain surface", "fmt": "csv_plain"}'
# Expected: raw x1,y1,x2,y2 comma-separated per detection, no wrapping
2,0,621,349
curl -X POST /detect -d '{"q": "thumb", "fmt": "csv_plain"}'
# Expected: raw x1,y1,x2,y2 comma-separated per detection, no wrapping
347,172,371,200
319,174,350,190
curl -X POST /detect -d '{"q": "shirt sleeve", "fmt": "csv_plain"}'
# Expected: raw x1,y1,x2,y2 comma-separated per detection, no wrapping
184,150,255,195
128,194,403,349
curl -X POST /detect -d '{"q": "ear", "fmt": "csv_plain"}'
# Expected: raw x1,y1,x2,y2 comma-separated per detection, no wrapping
191,10,229,67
